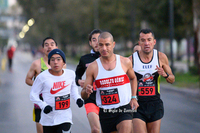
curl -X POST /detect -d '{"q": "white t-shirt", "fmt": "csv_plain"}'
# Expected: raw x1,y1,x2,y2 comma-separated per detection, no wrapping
30,69,81,126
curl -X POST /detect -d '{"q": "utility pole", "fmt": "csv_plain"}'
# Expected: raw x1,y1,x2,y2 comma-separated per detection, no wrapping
169,0,174,73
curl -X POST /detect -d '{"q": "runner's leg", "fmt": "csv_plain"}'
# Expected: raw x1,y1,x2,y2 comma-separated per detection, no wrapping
88,112,100,133
147,119,161,133
85,103,101,133
33,108,43,133
36,122,43,133
132,118,147,133
116,120,132,133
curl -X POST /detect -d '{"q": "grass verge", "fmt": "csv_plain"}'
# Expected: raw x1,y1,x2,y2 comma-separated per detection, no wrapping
160,73,200,89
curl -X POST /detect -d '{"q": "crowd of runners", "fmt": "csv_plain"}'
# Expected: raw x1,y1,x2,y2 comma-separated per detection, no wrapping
26,28,175,133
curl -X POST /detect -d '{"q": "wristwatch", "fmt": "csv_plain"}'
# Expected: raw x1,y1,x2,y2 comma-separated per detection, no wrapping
164,72,169,79
131,96,138,101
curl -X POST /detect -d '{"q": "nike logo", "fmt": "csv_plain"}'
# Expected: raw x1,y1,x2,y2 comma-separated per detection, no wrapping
50,84,70,94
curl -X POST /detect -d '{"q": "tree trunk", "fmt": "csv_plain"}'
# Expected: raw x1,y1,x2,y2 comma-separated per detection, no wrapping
193,0,200,69
193,0,200,89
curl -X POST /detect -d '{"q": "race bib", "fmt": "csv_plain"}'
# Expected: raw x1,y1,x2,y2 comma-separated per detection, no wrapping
55,94,70,110
138,86,156,96
100,88,120,105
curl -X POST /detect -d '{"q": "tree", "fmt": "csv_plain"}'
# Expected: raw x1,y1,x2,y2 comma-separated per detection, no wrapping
193,0,200,74
17,0,196,62
17,0,94,48
193,0,200,65
99,0,131,40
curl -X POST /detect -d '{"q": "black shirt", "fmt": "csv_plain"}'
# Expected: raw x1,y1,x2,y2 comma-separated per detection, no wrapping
75,51,100,104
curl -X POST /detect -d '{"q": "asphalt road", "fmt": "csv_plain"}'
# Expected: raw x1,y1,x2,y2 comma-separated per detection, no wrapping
0,50,199,133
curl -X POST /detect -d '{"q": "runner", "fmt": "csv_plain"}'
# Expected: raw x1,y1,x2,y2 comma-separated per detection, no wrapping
133,43,141,53
7,45,16,72
25,37,62,133
75,29,102,133
81,32,139,133
30,49,83,133
129,28,175,133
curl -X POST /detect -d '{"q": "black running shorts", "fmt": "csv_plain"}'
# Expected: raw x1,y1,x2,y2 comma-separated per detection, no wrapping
99,104,133,133
133,99,164,123
43,122,71,133
33,108,41,122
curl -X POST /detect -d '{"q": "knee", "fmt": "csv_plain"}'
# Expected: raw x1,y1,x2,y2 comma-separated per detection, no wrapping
91,126,100,133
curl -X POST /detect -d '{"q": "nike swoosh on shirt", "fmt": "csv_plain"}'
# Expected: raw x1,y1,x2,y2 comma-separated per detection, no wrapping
50,84,70,94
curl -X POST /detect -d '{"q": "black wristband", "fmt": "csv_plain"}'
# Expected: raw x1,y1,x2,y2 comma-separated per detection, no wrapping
164,72,169,78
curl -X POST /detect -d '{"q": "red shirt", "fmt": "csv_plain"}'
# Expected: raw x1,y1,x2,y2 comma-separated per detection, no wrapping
7,46,15,59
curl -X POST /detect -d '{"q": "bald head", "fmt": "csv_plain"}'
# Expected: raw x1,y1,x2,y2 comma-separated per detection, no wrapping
98,32,114,42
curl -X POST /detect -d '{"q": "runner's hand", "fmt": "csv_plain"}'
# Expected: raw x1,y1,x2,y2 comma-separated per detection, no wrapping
78,79,85,88
76,98,84,108
130,99,139,110
155,65,167,77
44,105,52,114
86,84,93,95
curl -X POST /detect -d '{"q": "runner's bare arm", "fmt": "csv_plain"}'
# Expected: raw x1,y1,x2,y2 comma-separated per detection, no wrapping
25,60,39,86
81,63,95,100
122,57,139,109
78,80,85,88
156,52,175,84
128,54,133,63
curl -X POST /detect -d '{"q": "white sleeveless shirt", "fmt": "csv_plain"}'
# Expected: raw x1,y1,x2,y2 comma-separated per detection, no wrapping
95,54,131,109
